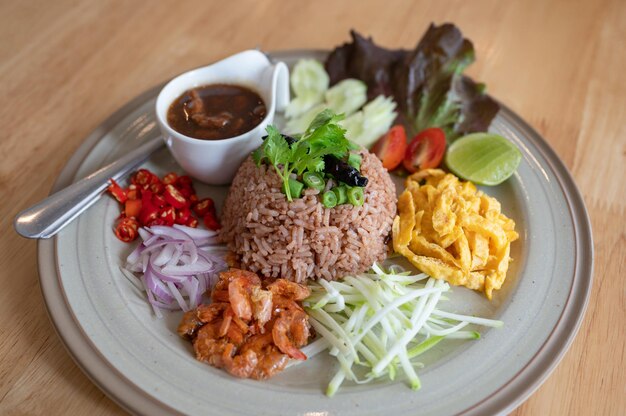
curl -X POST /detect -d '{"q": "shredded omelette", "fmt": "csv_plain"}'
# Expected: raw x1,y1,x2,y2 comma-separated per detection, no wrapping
392,169,519,299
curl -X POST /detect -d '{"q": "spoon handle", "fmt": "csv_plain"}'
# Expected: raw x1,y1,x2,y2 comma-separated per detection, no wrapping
14,137,164,239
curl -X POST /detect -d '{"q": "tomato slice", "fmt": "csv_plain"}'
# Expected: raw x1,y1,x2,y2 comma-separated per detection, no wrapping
403,128,446,173
371,125,408,171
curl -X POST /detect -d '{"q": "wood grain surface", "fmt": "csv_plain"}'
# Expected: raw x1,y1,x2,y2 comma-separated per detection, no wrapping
1,0,624,415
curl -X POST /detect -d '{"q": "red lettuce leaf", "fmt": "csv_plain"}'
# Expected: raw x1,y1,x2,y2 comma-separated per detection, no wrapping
325,24,499,141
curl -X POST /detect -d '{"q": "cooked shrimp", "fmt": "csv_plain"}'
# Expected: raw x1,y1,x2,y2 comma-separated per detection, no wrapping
219,306,249,343
267,279,311,301
219,307,234,337
217,269,261,289
211,288,230,303
253,348,289,380
177,310,202,339
180,269,312,380
197,302,229,323
228,270,261,320
193,321,229,368
239,333,289,380
272,309,310,360
250,286,273,329
222,344,258,379
272,295,303,312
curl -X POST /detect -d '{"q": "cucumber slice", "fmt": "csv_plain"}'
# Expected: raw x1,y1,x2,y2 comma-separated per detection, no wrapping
325,79,367,117
285,59,329,118
342,95,397,148
339,111,365,142
290,59,329,96
285,103,327,134
285,95,324,119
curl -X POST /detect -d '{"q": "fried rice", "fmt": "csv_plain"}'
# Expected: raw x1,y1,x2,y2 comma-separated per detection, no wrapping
220,151,396,282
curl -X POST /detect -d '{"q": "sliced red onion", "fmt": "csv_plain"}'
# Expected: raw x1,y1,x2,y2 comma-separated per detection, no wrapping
126,224,227,316
173,224,218,239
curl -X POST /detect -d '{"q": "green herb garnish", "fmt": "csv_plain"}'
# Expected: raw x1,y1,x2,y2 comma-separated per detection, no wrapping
253,109,352,201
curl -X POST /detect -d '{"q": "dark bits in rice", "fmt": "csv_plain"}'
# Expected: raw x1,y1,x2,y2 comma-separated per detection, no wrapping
220,151,396,283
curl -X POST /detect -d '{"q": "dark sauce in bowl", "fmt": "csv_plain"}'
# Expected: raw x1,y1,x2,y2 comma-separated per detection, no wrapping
167,84,267,140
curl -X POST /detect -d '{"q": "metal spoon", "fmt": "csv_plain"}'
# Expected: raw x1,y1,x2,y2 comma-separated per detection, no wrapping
14,136,164,239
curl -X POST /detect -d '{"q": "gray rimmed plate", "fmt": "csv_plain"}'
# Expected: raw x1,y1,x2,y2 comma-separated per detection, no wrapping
38,50,593,416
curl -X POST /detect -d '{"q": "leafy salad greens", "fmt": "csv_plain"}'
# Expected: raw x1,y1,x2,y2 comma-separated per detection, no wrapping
325,23,500,141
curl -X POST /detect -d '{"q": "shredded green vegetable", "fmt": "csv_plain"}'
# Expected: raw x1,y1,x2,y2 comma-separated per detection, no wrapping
299,263,503,396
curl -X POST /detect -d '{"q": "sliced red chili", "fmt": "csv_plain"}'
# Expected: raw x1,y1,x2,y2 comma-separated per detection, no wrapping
193,198,215,217
126,185,139,201
115,218,139,242
203,212,221,230
164,184,188,209
107,179,127,203
159,207,176,226
163,172,178,185
185,217,199,228
152,193,167,209
175,207,192,225
176,175,193,188
132,169,154,190
180,187,196,199
124,199,142,218
139,190,159,225
189,194,199,204
149,181,164,194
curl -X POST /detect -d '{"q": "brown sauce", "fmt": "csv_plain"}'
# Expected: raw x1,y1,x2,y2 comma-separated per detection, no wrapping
167,84,266,140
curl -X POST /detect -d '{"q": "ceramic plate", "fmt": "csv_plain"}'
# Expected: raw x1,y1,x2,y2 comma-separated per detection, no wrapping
38,51,593,416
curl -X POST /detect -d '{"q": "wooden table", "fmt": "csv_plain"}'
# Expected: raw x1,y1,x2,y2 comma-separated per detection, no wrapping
1,0,624,414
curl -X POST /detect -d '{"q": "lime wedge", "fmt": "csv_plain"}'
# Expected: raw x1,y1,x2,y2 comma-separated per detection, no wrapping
445,133,521,185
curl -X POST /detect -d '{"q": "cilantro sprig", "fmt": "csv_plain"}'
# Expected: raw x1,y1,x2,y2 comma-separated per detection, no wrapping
253,110,351,201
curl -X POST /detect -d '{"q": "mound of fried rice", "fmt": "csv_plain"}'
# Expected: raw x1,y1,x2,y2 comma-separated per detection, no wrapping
220,151,396,282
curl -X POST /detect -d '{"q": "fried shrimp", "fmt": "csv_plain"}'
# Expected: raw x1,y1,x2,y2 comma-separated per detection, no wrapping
180,268,312,380
272,309,310,360
222,344,258,379
267,279,311,300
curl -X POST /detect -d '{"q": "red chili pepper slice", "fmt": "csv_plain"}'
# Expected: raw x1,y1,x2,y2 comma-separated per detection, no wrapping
125,199,142,218
149,181,164,194
115,218,139,242
164,184,188,209
192,198,215,217
139,190,159,225
176,175,193,188
163,172,178,185
175,207,192,225
178,187,195,199
132,169,155,190
159,207,176,226
107,179,128,203
126,185,139,201
203,212,221,230
152,193,167,209
185,217,199,228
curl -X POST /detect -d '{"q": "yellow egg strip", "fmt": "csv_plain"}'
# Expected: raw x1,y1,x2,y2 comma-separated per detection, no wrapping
392,169,518,299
